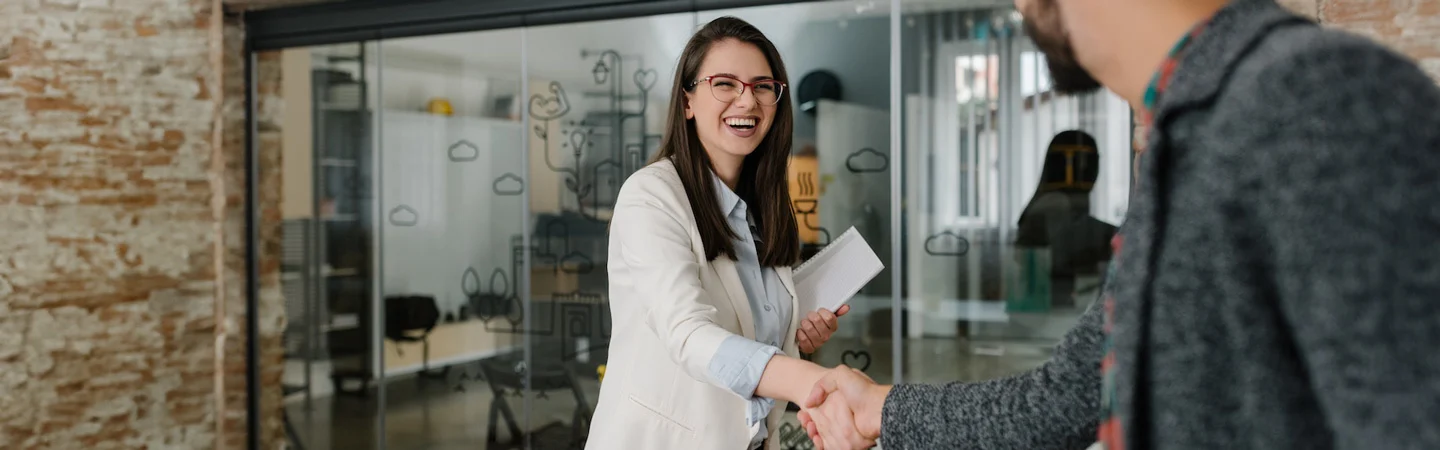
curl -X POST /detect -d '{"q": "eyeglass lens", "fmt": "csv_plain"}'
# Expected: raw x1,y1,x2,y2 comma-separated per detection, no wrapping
707,76,783,105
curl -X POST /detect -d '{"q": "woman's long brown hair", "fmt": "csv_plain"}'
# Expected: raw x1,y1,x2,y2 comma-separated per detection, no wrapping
649,16,800,267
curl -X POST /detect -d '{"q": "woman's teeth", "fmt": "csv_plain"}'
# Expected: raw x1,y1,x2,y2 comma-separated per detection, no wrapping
725,118,756,129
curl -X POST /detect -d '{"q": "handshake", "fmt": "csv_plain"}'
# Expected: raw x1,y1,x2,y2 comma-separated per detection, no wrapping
796,365,893,450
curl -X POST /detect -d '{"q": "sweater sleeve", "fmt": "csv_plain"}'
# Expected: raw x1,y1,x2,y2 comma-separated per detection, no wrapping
879,298,1103,450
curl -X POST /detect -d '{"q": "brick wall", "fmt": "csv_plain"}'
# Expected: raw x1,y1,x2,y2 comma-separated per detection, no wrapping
0,0,285,448
1319,0,1440,81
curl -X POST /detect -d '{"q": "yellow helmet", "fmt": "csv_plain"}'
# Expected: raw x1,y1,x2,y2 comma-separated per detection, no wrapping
427,98,454,116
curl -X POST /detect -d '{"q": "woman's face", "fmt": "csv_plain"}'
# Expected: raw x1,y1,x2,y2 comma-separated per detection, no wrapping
685,38,780,168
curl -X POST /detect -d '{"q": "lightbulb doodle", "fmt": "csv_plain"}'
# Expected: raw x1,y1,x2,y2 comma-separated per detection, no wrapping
446,52,683,382
532,50,664,225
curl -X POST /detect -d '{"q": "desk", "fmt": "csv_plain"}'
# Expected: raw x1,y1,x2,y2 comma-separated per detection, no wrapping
382,319,521,375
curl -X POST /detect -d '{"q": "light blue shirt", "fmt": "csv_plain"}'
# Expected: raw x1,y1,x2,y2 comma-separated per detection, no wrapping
704,174,793,448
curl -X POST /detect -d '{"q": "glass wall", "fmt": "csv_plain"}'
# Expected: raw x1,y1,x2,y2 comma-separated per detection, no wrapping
270,41,383,450
898,4,1130,386
264,1,1131,448
520,13,694,448
372,28,530,449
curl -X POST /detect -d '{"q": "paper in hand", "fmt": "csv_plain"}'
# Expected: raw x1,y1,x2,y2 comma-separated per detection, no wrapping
793,227,884,313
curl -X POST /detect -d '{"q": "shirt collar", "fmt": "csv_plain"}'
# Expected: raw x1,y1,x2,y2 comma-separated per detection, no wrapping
1139,18,1213,124
711,172,744,218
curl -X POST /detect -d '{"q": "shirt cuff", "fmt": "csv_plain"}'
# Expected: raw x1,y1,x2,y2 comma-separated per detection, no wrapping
748,396,776,427
707,335,781,401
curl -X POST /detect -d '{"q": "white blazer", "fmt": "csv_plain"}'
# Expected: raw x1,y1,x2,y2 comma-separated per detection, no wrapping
586,159,802,450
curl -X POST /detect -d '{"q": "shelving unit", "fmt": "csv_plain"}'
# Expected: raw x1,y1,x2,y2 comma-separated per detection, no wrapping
309,43,378,396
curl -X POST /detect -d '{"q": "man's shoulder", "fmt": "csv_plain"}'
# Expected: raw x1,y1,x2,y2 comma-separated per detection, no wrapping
1202,23,1440,149
1191,22,1440,183
1225,23,1435,109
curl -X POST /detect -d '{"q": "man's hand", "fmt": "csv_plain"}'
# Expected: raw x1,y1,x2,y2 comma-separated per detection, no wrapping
797,365,888,449
800,387,872,450
798,305,850,354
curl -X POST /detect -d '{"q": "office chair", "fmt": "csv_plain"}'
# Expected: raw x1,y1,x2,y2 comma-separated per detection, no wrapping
384,295,447,379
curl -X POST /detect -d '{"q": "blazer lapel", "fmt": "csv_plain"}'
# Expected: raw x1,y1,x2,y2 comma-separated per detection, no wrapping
712,257,756,339
778,266,801,353
777,266,797,301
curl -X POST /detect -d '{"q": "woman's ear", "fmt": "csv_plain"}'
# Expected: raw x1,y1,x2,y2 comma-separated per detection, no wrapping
684,92,695,120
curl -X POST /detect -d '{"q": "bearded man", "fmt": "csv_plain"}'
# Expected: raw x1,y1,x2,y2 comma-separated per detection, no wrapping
798,0,1440,449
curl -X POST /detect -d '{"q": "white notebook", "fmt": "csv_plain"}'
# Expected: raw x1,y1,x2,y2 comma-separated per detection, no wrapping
794,227,884,313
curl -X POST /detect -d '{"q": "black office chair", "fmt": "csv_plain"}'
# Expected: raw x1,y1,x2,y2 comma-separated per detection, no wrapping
479,344,593,448
384,295,446,379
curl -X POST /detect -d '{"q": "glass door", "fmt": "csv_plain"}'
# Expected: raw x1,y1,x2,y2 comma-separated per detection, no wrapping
373,29,529,449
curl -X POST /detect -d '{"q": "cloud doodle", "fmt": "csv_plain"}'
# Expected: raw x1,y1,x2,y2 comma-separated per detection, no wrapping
845,147,889,173
388,205,418,227
924,231,970,256
447,139,479,162
492,173,524,196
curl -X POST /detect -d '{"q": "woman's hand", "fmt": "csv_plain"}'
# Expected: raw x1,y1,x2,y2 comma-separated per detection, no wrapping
798,304,850,354
800,366,886,449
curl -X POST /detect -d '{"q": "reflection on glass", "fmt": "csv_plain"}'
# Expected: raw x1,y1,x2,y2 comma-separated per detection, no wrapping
1015,130,1118,311
276,41,381,450
265,2,1137,449
373,29,528,449
522,13,695,448
901,4,1130,387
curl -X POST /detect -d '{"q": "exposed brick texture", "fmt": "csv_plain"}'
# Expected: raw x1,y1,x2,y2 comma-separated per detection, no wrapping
0,0,287,448
1278,0,1321,19
1321,0,1440,81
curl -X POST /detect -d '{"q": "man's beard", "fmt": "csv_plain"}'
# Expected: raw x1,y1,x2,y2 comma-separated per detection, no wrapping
1021,6,1103,94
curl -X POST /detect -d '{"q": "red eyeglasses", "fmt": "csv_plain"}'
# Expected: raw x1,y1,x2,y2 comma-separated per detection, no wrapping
689,75,786,105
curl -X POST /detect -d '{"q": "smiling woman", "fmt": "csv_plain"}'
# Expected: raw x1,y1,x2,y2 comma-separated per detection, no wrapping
588,16,853,450
252,1,1135,449
663,21,797,264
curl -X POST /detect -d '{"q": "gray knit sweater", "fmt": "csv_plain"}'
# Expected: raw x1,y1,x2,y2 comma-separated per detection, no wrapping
880,0,1440,449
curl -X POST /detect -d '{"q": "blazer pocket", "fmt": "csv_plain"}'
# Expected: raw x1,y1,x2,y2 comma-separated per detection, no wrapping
627,394,694,434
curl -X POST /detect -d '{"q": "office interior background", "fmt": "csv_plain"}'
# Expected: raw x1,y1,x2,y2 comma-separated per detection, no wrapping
12,0,1430,449
267,1,1133,448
